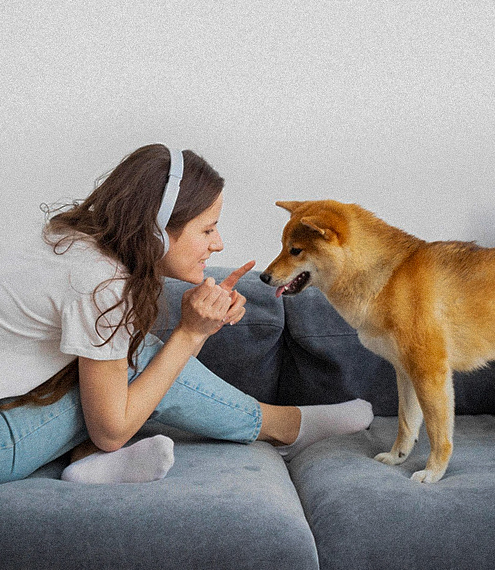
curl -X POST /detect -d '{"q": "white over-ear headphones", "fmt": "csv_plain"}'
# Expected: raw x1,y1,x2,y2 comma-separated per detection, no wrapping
156,147,184,255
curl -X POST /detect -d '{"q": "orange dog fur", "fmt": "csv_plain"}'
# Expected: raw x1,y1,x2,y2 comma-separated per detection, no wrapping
260,200,495,483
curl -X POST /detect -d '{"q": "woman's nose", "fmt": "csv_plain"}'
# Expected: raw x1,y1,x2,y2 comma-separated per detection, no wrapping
210,234,223,252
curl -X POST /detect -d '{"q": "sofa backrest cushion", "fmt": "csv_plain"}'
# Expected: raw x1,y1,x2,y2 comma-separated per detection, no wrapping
279,287,399,415
156,269,495,416
155,268,285,405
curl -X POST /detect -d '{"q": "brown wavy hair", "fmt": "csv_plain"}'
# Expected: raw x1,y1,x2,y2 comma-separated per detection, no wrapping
1,144,224,411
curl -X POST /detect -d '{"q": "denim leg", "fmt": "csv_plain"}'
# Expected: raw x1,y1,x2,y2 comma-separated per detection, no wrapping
136,335,263,444
0,385,88,483
0,334,262,482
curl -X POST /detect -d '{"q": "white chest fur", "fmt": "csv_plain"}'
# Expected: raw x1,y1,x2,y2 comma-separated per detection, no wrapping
357,330,399,368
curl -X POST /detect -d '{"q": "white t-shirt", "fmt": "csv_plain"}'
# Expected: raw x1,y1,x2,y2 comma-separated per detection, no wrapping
0,233,131,399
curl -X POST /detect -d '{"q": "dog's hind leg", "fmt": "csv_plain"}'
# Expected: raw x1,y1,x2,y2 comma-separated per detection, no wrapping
375,368,423,466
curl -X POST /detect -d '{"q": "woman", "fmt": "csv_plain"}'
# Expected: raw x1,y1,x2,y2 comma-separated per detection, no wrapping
0,144,373,484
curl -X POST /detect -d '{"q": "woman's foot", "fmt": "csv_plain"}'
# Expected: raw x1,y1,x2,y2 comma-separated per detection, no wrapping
261,399,373,461
61,435,175,484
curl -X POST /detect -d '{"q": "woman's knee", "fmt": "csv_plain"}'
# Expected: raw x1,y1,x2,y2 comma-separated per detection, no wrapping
128,334,164,383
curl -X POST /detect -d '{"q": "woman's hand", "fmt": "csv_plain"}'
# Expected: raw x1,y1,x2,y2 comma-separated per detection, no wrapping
179,277,232,340
219,260,256,326
178,261,255,341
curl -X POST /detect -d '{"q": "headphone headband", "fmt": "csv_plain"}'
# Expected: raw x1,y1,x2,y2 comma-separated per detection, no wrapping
156,148,184,255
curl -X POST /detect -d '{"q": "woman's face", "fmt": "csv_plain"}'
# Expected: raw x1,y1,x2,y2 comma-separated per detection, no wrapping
158,192,224,283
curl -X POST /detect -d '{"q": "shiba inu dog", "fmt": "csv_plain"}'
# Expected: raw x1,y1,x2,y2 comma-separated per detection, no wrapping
260,200,495,483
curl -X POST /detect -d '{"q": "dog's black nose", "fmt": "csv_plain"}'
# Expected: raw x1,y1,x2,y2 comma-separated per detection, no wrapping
259,272,272,285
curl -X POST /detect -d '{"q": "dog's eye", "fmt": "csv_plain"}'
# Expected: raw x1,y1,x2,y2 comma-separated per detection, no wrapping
290,247,303,256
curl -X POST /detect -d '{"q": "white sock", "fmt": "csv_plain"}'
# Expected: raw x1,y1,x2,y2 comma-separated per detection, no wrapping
61,435,175,484
277,399,373,461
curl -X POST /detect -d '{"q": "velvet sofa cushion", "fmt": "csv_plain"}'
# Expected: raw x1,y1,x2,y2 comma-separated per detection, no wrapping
1,422,319,570
288,415,495,570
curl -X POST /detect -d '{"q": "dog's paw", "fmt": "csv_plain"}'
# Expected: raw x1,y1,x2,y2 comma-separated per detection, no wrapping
374,451,406,465
410,469,444,484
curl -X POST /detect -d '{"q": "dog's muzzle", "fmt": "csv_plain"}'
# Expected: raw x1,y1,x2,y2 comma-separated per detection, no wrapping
259,272,272,284
260,271,311,297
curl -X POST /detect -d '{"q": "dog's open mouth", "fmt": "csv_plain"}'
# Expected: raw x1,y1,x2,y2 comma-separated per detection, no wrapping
275,272,311,298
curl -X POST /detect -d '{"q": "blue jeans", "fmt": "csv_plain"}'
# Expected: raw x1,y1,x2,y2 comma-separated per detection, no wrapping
0,335,262,483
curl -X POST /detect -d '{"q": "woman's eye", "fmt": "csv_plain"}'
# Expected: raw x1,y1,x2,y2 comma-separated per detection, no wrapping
205,229,214,235
290,247,303,256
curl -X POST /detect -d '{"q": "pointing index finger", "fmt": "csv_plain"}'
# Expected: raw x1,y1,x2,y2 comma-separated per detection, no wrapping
220,260,256,291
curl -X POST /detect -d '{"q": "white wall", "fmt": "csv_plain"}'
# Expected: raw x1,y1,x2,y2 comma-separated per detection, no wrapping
2,0,494,271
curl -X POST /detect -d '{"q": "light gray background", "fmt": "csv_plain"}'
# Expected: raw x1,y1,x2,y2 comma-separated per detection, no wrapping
2,1,494,270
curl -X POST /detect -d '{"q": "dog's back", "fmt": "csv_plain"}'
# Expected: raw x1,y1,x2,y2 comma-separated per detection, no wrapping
387,240,495,372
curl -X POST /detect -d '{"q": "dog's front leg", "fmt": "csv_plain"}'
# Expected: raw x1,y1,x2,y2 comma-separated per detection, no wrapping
375,368,423,466
408,370,455,484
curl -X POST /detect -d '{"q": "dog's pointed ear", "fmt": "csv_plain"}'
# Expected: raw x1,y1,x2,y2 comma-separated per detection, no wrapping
301,216,336,241
276,201,303,214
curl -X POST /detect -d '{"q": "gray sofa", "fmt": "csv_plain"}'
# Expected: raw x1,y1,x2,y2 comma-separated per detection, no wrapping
1,268,494,570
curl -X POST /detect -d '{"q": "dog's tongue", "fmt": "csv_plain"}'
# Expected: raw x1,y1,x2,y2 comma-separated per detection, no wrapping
275,285,286,298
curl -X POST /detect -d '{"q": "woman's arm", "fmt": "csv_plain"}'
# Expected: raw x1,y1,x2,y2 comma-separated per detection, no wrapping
78,326,206,452
78,267,251,452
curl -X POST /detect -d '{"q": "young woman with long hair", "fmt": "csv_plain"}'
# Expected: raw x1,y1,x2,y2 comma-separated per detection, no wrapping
0,144,373,484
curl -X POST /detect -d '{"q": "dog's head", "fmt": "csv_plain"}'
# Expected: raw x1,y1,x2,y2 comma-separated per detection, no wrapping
260,200,353,297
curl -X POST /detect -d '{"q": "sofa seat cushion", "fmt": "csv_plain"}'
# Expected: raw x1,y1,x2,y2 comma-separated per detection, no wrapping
0,422,319,570
288,415,495,570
